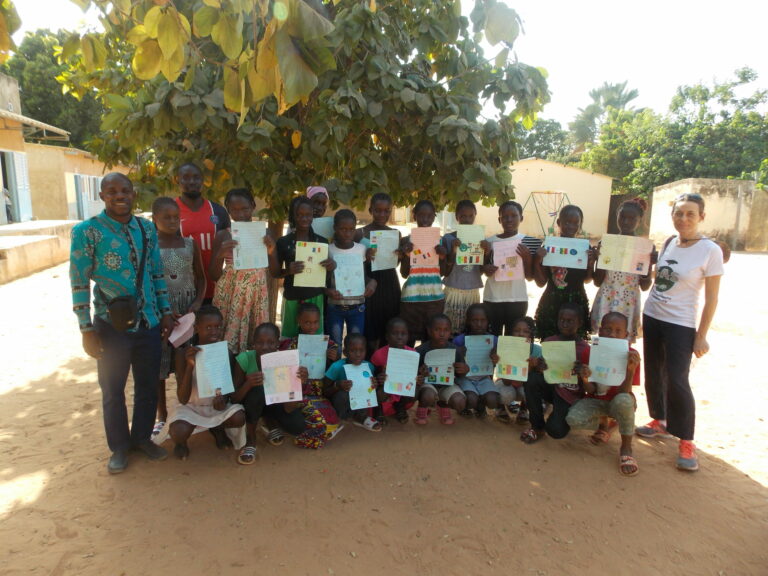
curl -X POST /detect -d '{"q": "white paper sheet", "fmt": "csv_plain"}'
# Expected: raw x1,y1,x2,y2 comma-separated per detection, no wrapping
424,348,456,386
311,217,334,240
542,341,578,385
169,312,195,348
495,336,531,382
298,334,329,379
333,252,365,297
456,225,485,266
597,234,654,275
464,335,494,376
588,336,629,390
194,341,235,398
492,238,524,281
370,230,400,271
231,221,268,270
542,236,590,269
383,347,420,396
409,227,441,267
260,349,303,405
344,363,378,409
293,241,329,288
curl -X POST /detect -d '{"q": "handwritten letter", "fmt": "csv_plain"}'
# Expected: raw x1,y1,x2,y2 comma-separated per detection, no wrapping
333,252,365,297
492,238,524,281
298,334,330,379
597,234,654,275
464,335,494,376
410,227,441,267
424,348,456,386
231,221,268,270
542,236,590,269
456,225,485,266
194,341,235,398
541,341,578,385
344,363,378,410
370,230,400,271
588,336,629,390
384,348,420,397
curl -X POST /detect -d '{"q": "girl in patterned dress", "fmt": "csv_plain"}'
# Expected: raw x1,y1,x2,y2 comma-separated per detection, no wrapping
152,197,205,431
591,198,653,342
210,188,275,353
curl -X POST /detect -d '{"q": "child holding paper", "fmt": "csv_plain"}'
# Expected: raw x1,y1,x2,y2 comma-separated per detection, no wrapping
210,188,275,353
442,200,488,334
231,323,310,464
533,204,595,340
492,316,542,423
453,304,499,417
591,198,653,341
566,312,641,476
325,209,378,346
370,317,420,424
324,333,382,432
482,201,537,336
152,197,206,433
355,193,402,354
160,306,246,461
270,196,335,338
521,303,589,443
400,200,448,346
415,314,469,425
279,303,342,447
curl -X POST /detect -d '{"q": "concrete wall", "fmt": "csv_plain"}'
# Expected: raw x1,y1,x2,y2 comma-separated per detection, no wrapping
649,178,757,249
0,220,75,284
26,143,128,220
745,188,768,252
441,158,613,238
0,74,22,115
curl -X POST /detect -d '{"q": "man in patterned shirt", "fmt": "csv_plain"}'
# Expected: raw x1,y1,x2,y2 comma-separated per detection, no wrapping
70,173,175,474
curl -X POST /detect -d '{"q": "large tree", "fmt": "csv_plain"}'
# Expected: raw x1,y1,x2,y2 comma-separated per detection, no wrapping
569,80,639,150
514,118,569,161
2,29,102,147
580,68,768,195
57,0,550,219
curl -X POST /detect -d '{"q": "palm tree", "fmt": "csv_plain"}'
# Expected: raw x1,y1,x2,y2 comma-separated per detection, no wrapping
569,81,639,150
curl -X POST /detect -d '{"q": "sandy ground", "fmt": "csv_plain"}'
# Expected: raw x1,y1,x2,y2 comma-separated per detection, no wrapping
1,254,767,576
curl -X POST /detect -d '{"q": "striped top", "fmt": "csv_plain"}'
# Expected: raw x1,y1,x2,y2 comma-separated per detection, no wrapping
401,233,444,303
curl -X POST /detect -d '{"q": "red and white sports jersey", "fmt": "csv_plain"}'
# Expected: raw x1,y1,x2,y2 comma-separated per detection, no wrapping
176,197,229,299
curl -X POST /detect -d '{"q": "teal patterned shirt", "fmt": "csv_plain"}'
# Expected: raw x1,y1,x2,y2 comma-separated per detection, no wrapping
70,211,171,332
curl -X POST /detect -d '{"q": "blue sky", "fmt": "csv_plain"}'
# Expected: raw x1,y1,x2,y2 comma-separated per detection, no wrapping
14,0,768,126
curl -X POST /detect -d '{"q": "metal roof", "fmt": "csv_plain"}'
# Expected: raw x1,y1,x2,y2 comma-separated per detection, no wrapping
0,108,70,142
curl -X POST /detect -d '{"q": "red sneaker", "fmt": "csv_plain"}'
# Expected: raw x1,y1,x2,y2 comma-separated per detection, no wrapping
677,440,699,471
635,419,673,439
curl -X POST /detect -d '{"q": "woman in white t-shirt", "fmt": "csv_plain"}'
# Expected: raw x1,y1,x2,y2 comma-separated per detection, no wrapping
636,194,724,472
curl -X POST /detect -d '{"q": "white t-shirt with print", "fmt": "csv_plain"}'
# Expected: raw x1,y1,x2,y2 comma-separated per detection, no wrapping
644,238,724,329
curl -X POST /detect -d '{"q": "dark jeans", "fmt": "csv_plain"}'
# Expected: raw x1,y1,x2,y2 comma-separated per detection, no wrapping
95,317,162,453
240,385,305,435
642,314,696,440
523,371,572,439
485,301,528,336
325,303,365,349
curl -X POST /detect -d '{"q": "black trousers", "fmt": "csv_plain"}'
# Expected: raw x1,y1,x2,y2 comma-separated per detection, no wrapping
485,301,528,336
240,385,305,435
523,371,572,439
642,314,696,440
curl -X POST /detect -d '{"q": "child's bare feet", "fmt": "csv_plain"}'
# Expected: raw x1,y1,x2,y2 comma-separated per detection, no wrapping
173,442,190,460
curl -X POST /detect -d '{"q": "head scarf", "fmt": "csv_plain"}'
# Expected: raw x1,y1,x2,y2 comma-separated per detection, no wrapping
306,186,329,200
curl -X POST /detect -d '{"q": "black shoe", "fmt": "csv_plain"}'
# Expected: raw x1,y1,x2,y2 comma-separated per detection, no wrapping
108,450,128,474
134,440,168,461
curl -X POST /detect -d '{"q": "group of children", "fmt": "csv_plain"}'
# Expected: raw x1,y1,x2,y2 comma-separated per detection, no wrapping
150,188,655,477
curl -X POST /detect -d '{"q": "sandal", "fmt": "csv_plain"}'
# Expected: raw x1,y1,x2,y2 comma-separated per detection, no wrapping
327,423,345,440
237,445,257,465
260,425,285,446
438,406,454,425
589,428,612,445
619,454,639,476
353,416,383,432
414,406,430,425
520,428,541,444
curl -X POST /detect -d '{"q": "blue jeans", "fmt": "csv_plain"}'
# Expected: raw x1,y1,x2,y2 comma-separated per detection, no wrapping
325,303,365,347
95,317,162,452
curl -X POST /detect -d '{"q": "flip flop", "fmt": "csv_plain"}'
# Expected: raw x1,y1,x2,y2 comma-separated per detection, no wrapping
152,421,165,437
260,425,285,446
327,423,345,440
520,428,541,444
353,416,382,432
237,445,257,465
619,454,639,476
589,428,612,445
